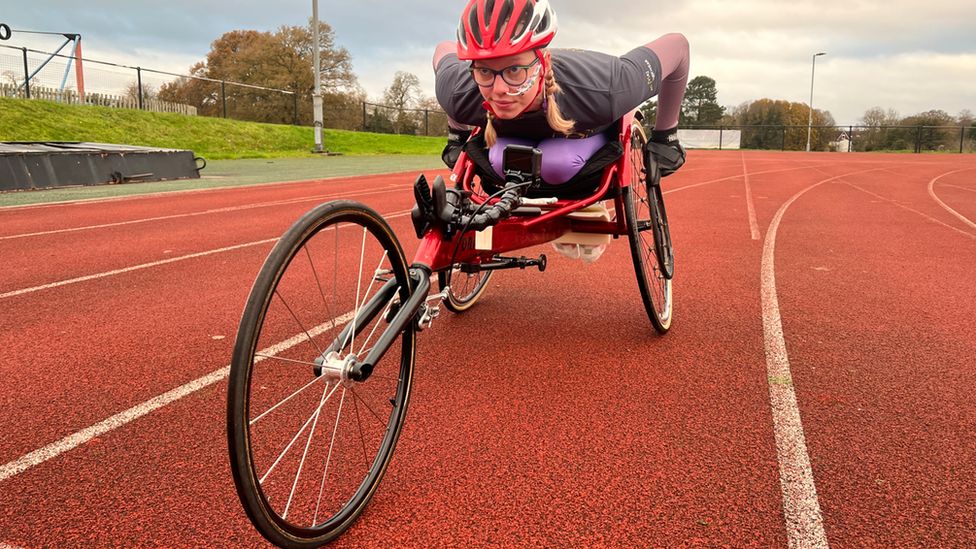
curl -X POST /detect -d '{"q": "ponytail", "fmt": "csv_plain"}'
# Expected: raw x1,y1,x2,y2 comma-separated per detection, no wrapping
542,50,576,137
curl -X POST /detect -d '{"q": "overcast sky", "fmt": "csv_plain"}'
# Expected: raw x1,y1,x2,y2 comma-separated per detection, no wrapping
3,0,974,124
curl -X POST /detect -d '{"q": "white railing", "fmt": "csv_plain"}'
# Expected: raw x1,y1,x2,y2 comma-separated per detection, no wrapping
0,83,197,116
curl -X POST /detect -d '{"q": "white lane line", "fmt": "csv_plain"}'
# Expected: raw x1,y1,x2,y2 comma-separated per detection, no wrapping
664,164,820,196
845,182,976,240
0,168,440,212
0,310,356,483
0,210,411,300
928,169,976,231
0,184,409,241
0,238,271,300
944,184,976,194
741,151,762,240
761,166,888,549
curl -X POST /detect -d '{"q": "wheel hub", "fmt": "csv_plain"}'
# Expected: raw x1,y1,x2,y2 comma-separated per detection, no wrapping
314,351,358,382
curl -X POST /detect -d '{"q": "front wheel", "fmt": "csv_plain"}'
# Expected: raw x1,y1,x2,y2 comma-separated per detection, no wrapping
624,124,673,334
228,200,416,547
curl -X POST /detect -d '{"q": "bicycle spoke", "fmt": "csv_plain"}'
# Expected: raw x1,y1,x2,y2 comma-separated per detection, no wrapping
313,387,348,525
260,382,342,485
274,289,326,357
305,245,339,333
254,354,322,368
251,376,327,426
349,387,390,429
351,228,367,352
357,298,395,357
282,380,333,519
353,396,369,472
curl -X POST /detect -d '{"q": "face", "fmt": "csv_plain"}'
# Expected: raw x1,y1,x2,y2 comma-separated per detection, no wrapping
471,50,544,119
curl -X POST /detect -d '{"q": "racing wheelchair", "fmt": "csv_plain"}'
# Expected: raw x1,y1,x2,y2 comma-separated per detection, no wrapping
227,109,674,547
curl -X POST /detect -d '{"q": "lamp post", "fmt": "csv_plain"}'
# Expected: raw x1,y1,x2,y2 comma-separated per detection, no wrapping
312,0,324,153
806,52,826,152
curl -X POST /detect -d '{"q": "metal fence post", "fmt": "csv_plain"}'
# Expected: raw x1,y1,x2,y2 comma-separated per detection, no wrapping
425,109,429,136
221,81,227,118
848,125,853,152
781,127,786,151
915,126,922,153
22,47,30,99
362,101,367,131
136,67,144,110
961,126,966,154
719,126,723,150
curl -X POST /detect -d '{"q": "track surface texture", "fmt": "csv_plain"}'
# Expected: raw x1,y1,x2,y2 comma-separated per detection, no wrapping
1,151,974,547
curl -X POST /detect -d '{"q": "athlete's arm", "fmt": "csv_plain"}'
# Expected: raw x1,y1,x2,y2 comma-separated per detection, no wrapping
433,41,456,71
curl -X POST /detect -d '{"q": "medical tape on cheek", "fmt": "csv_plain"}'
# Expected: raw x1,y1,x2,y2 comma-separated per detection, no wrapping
506,63,542,96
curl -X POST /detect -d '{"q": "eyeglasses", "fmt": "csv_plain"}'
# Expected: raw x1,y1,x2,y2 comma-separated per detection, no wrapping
468,58,540,88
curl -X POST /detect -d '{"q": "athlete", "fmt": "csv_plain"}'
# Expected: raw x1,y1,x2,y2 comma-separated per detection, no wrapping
433,0,689,184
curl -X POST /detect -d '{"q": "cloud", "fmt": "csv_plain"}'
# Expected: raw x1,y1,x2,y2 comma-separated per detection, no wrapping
3,0,973,124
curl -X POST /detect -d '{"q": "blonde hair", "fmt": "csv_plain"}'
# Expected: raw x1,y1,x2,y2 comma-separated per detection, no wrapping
484,50,576,148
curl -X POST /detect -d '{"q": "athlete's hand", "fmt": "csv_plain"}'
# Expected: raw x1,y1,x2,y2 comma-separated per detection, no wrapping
441,129,472,169
649,128,686,177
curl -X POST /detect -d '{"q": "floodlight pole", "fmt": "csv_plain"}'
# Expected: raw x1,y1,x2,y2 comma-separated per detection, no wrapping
312,0,324,153
806,52,826,152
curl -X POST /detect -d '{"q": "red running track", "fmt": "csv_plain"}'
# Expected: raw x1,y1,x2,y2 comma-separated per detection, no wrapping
0,151,974,547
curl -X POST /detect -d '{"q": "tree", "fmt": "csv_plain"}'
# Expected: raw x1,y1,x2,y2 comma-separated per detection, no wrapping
382,71,422,134
900,109,956,151
857,106,901,151
158,20,360,125
680,76,725,127
732,99,835,151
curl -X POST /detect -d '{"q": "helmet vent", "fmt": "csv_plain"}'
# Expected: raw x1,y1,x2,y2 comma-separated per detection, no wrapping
510,1,534,43
469,7,483,46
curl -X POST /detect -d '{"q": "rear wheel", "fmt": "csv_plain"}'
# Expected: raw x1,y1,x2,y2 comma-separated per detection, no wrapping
438,265,493,313
623,124,673,334
228,200,415,547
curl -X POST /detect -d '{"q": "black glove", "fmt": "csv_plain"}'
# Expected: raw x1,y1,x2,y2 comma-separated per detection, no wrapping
441,129,472,169
649,128,686,177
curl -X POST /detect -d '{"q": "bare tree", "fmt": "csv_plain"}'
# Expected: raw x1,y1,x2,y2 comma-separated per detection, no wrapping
382,71,422,134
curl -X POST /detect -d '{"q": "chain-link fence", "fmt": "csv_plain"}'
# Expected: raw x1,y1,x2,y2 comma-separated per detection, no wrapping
0,43,451,136
679,125,975,153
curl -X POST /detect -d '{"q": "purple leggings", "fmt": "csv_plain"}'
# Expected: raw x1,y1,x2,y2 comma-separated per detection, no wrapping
489,133,609,185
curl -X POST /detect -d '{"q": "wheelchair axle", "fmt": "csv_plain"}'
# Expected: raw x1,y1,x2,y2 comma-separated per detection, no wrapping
460,254,547,273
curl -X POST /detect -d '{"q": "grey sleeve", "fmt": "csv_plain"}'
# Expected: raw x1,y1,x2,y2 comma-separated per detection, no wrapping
613,46,663,117
551,47,663,130
435,54,487,127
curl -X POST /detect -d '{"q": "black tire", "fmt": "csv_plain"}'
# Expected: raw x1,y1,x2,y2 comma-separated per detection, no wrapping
623,124,673,334
437,266,493,313
228,200,415,547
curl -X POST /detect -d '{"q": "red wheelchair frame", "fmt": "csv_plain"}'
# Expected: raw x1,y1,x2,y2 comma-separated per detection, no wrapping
227,107,673,548
415,115,634,271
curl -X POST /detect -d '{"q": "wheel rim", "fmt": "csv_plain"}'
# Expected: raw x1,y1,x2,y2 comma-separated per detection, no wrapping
445,266,492,307
627,129,673,329
232,205,413,542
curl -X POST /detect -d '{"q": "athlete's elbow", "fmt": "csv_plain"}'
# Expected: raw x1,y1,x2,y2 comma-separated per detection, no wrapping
433,41,456,70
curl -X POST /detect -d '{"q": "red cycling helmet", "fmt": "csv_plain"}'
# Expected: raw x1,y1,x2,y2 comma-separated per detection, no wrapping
457,0,558,60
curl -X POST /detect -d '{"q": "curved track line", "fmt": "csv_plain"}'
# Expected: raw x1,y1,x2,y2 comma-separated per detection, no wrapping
0,311,356,483
927,168,976,231
761,166,888,549
0,184,409,241
0,210,411,300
